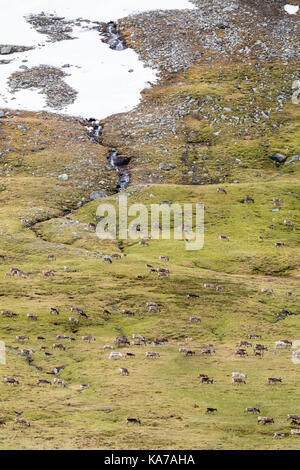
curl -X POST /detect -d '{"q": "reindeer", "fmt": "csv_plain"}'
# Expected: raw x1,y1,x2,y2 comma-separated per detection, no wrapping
217,187,227,194
126,418,141,425
37,379,51,386
258,416,274,424
4,377,19,385
42,270,55,277
235,349,248,357
201,377,214,384
82,336,95,343
146,352,160,358
16,335,29,342
122,309,135,316
54,378,66,387
119,367,130,375
261,288,273,295
15,418,30,427
27,313,37,320
268,377,282,384
115,336,130,346
50,307,59,315
1,310,17,317
232,377,246,385
189,317,201,323
219,235,230,241
53,343,66,351
245,407,260,414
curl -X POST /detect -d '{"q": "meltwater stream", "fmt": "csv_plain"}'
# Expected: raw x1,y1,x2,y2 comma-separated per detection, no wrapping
86,120,130,192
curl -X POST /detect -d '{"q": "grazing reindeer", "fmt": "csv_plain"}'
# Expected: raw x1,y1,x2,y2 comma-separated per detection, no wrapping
115,336,130,346
27,313,37,320
248,334,261,339
50,307,59,315
69,317,79,324
206,408,217,413
16,335,29,341
201,377,214,384
235,349,248,357
268,377,282,384
109,352,124,359
288,414,300,421
146,352,160,358
217,187,227,194
42,270,55,277
258,416,274,424
4,377,19,385
219,235,230,241
189,317,201,323
15,418,30,427
122,309,135,316
185,350,195,356
261,288,273,295
53,343,66,351
126,418,141,425
232,372,247,378
82,336,95,343
119,367,129,376
245,407,260,414
1,310,17,317
54,378,66,387
37,379,51,386
232,377,246,385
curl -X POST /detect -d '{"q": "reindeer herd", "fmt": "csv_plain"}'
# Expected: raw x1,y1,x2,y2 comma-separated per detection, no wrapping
1,254,299,441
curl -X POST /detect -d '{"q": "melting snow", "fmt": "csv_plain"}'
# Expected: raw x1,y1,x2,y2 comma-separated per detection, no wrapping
284,4,299,14
0,0,195,118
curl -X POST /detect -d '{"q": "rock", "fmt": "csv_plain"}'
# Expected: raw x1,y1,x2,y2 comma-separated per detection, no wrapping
285,155,299,165
0,110,5,118
58,173,68,181
269,153,287,164
1,46,12,55
158,163,176,171
90,190,107,200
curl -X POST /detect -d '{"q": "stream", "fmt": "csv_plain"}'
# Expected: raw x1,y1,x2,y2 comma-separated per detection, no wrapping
86,118,131,192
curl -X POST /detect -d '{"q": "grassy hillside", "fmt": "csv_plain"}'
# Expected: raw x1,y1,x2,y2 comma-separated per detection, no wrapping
0,4,299,447
0,175,299,449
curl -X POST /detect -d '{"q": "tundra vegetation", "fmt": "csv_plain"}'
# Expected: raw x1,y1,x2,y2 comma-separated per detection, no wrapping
0,0,299,450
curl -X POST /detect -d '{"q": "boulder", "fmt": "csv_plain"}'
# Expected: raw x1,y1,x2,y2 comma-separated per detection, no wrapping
269,153,287,164
90,190,107,200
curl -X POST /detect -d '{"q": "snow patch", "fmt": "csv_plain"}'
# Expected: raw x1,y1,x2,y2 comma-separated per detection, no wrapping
284,4,299,14
0,0,195,118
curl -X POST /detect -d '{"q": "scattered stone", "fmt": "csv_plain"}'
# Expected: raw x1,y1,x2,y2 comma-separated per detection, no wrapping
58,174,69,181
90,190,108,200
269,153,287,164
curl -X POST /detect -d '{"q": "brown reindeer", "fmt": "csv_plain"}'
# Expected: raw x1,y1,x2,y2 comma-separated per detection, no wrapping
1,310,17,317
4,377,19,385
15,418,30,426
37,379,51,386
126,418,141,425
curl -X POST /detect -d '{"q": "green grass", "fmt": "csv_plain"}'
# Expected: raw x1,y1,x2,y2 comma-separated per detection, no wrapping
0,55,299,448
